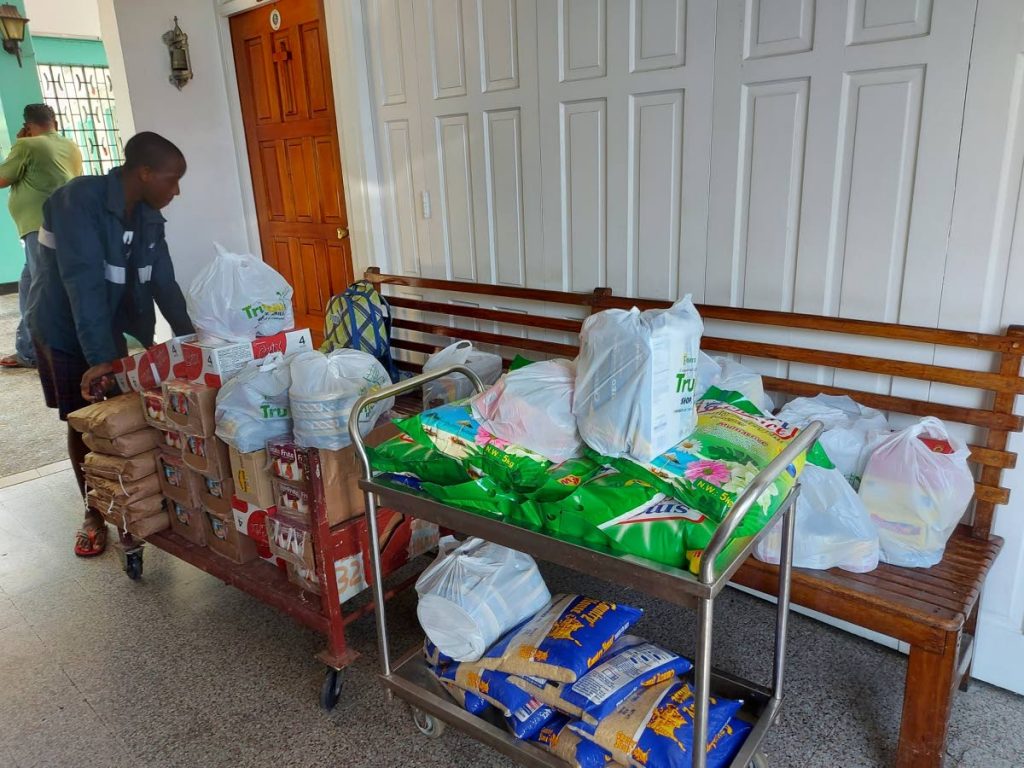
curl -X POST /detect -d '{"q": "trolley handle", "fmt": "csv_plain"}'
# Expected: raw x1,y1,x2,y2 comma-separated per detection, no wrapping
348,364,488,481
698,420,824,585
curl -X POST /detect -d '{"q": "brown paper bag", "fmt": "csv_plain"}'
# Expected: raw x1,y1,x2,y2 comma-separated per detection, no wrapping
83,449,160,483
83,428,162,457
84,474,161,505
68,394,148,438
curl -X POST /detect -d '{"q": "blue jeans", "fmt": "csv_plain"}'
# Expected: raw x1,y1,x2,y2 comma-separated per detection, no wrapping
15,231,39,365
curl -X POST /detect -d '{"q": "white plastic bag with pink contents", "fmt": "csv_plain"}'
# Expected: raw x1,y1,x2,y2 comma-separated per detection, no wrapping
858,417,974,567
471,359,582,463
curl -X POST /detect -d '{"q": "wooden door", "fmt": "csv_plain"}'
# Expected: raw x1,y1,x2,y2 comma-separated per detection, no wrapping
230,0,352,344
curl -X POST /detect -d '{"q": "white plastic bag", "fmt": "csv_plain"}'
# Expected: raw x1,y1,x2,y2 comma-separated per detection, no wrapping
716,357,774,413
186,244,294,344
754,465,880,572
695,352,722,400
471,359,581,463
215,353,293,452
288,349,394,450
416,536,551,662
422,341,503,408
777,394,890,488
574,297,704,462
858,417,974,567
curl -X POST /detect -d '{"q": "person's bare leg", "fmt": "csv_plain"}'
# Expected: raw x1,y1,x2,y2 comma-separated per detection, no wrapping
68,424,105,550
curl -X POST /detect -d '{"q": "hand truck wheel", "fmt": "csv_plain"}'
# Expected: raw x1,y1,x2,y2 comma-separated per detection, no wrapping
411,707,446,738
124,550,143,581
320,668,344,711
750,751,768,768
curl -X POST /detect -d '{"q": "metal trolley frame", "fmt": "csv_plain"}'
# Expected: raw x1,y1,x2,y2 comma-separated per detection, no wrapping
349,366,823,768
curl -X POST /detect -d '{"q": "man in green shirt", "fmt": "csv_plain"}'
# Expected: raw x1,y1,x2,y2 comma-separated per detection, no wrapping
0,103,83,368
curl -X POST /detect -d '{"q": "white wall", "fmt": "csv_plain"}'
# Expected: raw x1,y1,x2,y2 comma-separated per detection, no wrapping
98,0,251,292
24,0,101,39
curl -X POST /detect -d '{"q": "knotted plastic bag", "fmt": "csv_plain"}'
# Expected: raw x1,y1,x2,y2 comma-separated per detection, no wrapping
215,353,292,453
186,244,294,344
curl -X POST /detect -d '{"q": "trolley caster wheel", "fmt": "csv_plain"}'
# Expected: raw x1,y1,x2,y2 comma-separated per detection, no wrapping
320,668,344,711
750,751,768,768
412,707,446,739
124,551,143,581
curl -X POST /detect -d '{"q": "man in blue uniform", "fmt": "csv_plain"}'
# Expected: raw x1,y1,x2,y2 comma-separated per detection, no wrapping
27,131,195,556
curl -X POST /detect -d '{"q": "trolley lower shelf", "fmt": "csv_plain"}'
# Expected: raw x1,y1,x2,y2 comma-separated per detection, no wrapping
383,644,779,768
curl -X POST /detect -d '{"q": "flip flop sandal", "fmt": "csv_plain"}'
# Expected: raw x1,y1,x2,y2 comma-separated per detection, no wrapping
74,526,108,558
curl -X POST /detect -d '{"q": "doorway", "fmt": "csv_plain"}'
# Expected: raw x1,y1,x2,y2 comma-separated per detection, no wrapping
230,0,353,344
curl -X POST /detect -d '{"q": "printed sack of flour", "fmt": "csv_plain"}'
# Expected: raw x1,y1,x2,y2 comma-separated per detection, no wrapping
754,464,880,572
528,716,614,768
288,349,394,450
575,297,703,463
858,417,973,567
512,634,692,724
422,340,503,408
215,353,292,452
604,387,828,530
395,403,556,493
570,679,742,768
777,394,890,489
186,244,294,344
416,537,551,662
437,653,558,738
478,594,643,683
472,359,582,463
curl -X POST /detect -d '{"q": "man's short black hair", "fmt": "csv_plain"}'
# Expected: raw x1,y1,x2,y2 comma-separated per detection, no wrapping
123,131,185,171
23,103,56,127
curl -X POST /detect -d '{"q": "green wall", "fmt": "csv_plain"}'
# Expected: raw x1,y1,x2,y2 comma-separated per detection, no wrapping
32,36,108,68
0,0,42,284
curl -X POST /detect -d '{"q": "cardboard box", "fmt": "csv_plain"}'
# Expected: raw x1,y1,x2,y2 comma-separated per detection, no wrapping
113,335,195,393
200,475,234,516
358,511,439,586
179,329,313,388
284,517,368,603
141,389,168,430
286,561,321,595
183,435,231,479
272,478,311,522
168,500,206,546
228,446,276,508
163,429,184,452
265,422,401,528
204,506,258,564
164,380,217,437
157,451,201,508
266,514,315,570
230,496,284,566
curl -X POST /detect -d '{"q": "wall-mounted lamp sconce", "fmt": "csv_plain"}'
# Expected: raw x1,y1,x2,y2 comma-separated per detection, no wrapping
0,4,29,68
162,16,193,90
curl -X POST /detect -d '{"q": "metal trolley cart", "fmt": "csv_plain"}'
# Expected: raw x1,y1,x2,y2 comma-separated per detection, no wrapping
110,447,421,710
349,366,822,768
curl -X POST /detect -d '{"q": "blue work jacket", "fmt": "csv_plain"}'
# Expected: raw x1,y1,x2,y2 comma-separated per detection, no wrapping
26,168,194,365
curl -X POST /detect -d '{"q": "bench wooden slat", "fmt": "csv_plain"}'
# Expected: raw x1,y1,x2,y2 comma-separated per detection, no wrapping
762,376,1023,432
372,271,602,307
388,296,585,334
967,444,1017,469
974,484,1010,505
595,296,1019,353
704,336,1024,395
392,319,579,358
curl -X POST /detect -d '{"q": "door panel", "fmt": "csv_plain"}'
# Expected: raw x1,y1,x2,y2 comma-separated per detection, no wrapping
231,0,353,342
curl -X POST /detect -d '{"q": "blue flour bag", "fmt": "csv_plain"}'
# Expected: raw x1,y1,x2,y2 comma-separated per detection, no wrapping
570,679,742,768
479,594,643,683
512,634,692,724
707,718,752,768
437,656,557,739
424,639,491,716
527,715,613,768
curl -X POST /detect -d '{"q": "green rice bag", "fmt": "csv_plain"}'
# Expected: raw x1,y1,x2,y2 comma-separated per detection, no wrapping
420,476,523,520
528,457,604,503
509,354,535,371
395,403,553,493
600,387,825,529
368,433,470,486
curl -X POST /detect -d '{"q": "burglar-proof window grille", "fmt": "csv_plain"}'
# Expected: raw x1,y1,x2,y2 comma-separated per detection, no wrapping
37,63,124,176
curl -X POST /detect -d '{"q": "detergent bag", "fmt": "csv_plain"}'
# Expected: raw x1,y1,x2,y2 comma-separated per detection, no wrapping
415,537,551,662
575,297,703,463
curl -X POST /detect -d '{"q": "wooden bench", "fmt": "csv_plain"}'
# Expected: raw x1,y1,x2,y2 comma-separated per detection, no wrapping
366,268,1023,768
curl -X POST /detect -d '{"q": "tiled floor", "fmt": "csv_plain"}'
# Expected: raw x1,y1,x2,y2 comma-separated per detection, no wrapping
1,469,1022,767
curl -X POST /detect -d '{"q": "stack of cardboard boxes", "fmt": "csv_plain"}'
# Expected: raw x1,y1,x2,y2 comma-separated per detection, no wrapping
67,395,168,537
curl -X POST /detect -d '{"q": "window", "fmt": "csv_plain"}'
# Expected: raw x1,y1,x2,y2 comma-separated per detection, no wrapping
37,64,124,176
